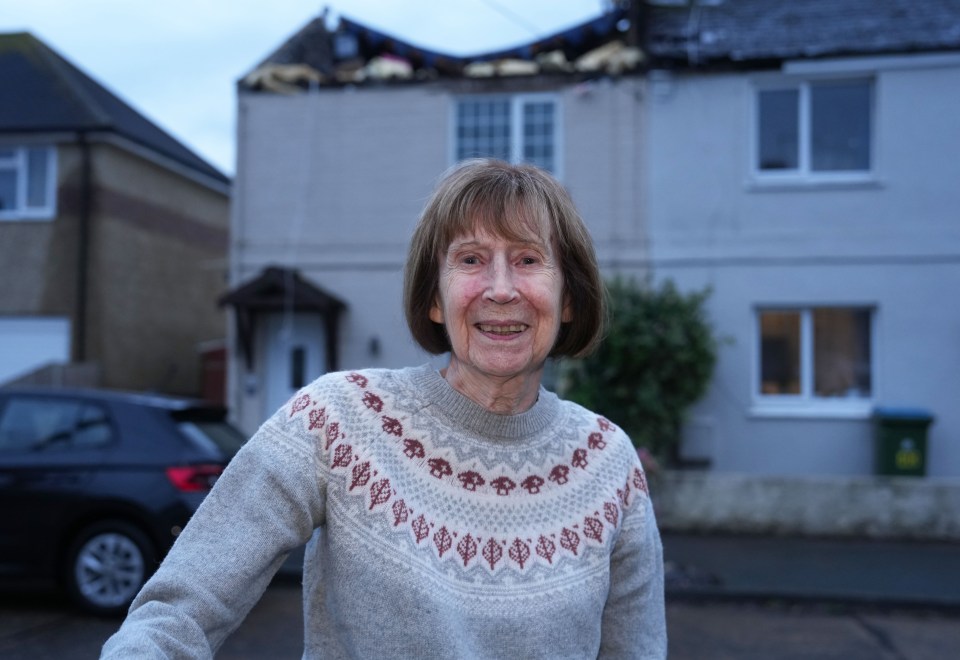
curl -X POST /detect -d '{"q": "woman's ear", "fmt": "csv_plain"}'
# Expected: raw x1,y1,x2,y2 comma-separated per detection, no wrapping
561,294,573,323
429,298,444,324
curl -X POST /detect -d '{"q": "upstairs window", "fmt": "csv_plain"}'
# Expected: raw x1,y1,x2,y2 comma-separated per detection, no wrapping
756,79,872,178
454,95,560,175
757,306,873,409
0,146,57,220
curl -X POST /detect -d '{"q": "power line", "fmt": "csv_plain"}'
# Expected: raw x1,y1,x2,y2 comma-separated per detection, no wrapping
476,0,543,38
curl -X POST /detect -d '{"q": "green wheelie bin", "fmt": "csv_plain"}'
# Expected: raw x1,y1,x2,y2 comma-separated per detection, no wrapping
872,407,934,477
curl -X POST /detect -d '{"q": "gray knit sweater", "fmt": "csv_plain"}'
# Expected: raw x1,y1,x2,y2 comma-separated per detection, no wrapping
101,365,666,659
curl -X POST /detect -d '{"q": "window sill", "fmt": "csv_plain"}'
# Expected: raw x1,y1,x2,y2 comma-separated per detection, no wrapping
749,402,873,420
746,175,882,193
0,213,55,222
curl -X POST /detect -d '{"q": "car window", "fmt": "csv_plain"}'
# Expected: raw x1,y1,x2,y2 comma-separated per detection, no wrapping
74,404,113,446
0,397,113,451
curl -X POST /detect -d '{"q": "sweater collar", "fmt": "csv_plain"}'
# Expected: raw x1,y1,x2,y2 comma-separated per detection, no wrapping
409,364,561,442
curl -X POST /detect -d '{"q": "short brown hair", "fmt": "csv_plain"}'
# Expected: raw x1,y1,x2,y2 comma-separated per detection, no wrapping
404,159,606,358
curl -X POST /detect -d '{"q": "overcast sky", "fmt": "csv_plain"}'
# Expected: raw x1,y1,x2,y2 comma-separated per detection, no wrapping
0,1,609,175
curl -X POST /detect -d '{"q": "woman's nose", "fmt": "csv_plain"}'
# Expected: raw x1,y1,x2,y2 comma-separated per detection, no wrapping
484,257,518,303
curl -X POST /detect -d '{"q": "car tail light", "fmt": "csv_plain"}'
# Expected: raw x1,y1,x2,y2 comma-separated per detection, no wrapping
165,464,224,492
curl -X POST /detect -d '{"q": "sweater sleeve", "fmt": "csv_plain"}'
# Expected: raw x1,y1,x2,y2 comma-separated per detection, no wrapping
598,472,667,659
100,407,326,659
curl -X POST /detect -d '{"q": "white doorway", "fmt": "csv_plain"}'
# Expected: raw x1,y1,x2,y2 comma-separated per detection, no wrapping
263,313,326,418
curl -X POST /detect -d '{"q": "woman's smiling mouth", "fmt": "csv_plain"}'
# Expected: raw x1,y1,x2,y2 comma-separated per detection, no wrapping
476,323,528,335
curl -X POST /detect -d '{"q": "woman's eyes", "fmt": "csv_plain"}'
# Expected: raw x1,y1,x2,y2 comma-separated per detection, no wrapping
452,251,545,266
460,256,539,266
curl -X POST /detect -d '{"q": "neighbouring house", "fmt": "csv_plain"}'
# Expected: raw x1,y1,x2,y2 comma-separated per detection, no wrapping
226,0,960,481
0,32,231,399
640,0,960,478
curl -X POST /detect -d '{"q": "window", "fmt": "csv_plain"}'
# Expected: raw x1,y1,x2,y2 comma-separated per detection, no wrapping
0,146,57,220
755,79,872,178
454,95,560,174
757,307,873,408
0,397,112,451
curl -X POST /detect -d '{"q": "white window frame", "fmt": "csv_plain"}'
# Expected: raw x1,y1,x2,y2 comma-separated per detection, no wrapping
751,305,876,419
450,93,563,179
750,76,875,186
0,145,58,221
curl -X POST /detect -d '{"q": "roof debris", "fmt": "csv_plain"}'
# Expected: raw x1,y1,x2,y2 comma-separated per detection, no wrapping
536,50,575,74
361,54,415,81
574,41,644,75
464,58,539,78
242,63,323,94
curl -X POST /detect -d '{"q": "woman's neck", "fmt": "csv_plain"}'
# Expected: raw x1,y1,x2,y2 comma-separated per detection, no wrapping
440,360,542,415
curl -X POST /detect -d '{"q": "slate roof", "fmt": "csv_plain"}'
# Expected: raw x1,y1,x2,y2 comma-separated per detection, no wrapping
645,0,960,67
0,32,228,185
242,0,960,90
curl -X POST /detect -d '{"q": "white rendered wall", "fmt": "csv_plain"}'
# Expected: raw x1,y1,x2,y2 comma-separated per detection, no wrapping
646,55,960,477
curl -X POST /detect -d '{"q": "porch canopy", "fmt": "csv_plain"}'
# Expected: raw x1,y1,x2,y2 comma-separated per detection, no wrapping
218,266,347,372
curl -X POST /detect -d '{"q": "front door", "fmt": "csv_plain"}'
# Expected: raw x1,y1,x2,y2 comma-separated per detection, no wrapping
263,313,326,419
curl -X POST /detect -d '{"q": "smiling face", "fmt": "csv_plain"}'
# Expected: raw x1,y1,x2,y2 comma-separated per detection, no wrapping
429,223,571,403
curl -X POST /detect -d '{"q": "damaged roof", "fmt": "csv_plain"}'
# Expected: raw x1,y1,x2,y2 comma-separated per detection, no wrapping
0,32,228,185
241,6,640,92
242,0,960,93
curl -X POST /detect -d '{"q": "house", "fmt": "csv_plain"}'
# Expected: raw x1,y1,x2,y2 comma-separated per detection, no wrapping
640,0,960,478
225,5,647,433
0,32,231,399
227,1,960,481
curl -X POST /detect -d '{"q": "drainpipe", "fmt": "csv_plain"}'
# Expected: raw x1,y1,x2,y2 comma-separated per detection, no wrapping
626,0,642,49
75,132,92,363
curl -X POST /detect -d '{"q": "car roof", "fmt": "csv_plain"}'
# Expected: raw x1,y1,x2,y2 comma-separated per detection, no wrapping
0,386,219,412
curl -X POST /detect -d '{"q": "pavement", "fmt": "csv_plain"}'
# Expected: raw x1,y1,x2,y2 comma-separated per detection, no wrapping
661,531,960,608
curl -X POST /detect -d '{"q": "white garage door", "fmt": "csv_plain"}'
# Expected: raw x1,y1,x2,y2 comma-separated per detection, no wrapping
0,317,70,385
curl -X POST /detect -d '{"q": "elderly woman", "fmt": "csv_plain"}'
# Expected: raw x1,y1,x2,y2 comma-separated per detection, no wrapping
102,159,666,659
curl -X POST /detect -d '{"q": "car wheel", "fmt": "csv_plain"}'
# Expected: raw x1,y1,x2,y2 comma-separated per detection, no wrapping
65,520,156,616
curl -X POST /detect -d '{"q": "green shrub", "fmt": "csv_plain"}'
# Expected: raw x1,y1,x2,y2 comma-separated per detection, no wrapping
561,276,718,463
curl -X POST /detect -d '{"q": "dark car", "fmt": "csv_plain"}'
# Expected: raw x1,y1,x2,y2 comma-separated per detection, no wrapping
0,386,247,615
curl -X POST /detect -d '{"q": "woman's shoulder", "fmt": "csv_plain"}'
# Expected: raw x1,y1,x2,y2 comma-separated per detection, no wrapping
554,397,652,512
301,366,410,397
556,397,639,459
557,396,628,436
274,366,427,423
263,367,414,445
